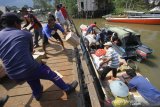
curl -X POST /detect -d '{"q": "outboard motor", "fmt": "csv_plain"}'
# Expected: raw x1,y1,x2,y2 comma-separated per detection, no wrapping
136,45,153,61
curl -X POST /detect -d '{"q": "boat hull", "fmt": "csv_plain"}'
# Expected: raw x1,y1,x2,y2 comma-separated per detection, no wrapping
106,17,160,25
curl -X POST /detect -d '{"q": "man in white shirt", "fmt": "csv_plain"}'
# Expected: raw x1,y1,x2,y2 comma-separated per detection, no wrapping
55,4,69,32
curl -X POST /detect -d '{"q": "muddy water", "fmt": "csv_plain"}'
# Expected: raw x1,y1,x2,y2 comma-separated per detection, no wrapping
73,18,160,89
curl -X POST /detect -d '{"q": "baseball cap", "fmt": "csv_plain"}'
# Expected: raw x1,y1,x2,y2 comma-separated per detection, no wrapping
1,12,23,24
104,42,112,46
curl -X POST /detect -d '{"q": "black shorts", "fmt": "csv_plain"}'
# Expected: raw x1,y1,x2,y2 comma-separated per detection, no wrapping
43,32,62,45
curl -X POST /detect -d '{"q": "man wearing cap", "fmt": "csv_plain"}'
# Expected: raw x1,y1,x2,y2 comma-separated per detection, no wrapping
99,42,119,80
20,7,42,48
0,12,78,101
55,4,69,32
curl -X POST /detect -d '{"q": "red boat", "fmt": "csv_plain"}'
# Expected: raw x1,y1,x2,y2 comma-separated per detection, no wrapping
106,17,160,25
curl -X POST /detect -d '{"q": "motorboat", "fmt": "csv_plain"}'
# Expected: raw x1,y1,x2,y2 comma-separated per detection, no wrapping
80,24,156,106
80,24,153,62
105,17,160,25
104,11,160,25
106,26,153,62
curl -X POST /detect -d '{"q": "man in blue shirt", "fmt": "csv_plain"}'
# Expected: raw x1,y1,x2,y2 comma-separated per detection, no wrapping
126,69,160,105
42,15,67,53
0,12,78,101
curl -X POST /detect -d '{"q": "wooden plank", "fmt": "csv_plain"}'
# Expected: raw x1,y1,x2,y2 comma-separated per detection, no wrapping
46,61,72,65
80,51,102,107
46,59,73,64
50,67,73,72
70,48,85,107
47,61,73,66
0,38,82,107
46,56,73,60
4,91,77,107
1,75,74,96
49,65,73,71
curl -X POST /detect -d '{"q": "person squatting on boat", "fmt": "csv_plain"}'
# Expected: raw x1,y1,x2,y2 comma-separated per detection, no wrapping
0,12,78,101
20,7,42,48
96,29,113,48
98,42,119,80
125,69,160,105
42,15,67,54
84,29,98,51
86,22,100,35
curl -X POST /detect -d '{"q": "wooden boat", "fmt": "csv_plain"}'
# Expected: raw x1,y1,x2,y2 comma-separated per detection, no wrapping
80,24,157,106
103,11,160,19
80,24,153,62
104,10,160,25
105,17,160,25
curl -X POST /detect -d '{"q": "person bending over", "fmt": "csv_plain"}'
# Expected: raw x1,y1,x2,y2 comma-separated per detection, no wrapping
42,15,67,53
126,69,160,105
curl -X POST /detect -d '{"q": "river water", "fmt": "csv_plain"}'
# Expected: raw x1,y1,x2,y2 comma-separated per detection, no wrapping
73,18,160,89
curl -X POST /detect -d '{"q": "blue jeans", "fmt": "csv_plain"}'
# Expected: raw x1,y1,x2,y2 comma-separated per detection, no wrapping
17,63,70,98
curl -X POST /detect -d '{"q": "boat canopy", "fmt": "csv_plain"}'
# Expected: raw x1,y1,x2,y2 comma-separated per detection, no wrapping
106,26,141,48
107,27,139,39
124,10,144,16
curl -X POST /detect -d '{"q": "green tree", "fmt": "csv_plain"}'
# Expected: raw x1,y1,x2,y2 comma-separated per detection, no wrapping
32,0,52,10
111,0,150,14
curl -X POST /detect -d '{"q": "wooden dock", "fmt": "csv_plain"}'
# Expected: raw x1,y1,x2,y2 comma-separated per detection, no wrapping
0,37,82,107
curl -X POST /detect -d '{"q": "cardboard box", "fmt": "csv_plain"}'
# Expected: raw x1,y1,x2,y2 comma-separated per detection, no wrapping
65,32,80,47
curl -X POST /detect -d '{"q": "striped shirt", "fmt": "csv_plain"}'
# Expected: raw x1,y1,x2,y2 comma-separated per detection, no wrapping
106,47,119,68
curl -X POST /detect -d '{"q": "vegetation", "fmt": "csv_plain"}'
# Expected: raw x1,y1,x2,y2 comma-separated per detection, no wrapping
32,0,77,16
55,0,159,16
32,0,159,17
111,0,159,14
32,0,53,10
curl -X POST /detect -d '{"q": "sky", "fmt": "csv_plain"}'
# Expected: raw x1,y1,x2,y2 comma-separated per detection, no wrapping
0,0,33,8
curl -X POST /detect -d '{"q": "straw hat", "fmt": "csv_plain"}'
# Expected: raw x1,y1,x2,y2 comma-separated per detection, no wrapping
109,80,129,97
